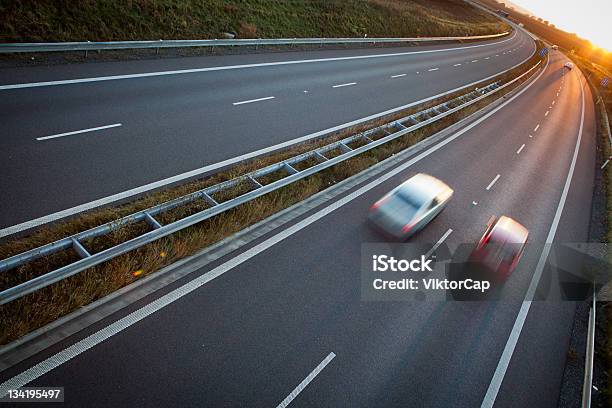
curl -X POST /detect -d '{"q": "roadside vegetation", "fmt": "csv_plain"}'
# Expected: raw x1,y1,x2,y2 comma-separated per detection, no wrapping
573,58,612,408
0,43,545,345
0,0,509,43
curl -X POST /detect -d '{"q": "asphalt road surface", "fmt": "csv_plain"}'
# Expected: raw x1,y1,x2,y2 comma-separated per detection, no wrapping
0,30,535,230
0,47,596,408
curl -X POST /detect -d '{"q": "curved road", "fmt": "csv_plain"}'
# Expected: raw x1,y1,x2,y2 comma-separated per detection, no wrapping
0,46,597,407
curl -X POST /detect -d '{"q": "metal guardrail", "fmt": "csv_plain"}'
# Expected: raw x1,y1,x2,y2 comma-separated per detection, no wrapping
0,32,509,53
0,59,541,305
581,288,596,408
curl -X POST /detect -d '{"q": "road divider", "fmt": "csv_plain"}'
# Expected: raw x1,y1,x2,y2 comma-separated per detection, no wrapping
486,174,501,190
332,82,357,88
276,352,336,408
36,124,122,141
232,96,275,106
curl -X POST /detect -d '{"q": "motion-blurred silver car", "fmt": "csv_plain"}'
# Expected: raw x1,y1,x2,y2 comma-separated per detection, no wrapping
469,215,529,280
368,173,453,239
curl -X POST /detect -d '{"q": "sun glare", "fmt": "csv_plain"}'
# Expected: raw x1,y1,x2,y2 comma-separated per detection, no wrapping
510,0,611,52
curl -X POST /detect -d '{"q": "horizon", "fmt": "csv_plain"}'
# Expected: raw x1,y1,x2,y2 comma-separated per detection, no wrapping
504,0,611,52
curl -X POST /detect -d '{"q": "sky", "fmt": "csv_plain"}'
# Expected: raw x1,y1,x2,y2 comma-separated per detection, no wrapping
505,0,611,51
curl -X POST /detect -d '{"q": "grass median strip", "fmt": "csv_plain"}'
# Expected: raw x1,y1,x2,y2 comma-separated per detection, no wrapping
0,45,544,345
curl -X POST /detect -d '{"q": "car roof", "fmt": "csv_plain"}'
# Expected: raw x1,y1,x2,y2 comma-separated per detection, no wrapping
489,216,529,244
399,173,451,199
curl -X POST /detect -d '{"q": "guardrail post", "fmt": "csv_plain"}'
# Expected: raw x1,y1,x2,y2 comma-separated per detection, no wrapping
581,287,596,408
71,238,91,259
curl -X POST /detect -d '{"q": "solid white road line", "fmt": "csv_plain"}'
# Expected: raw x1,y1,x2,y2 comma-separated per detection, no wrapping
486,174,501,191
516,143,525,155
391,74,406,78
0,57,548,394
545,110,549,116
0,33,520,91
533,124,540,132
425,229,453,259
276,352,336,408
453,63,462,67
232,96,275,106
0,52,538,239
332,82,357,88
428,68,439,72
36,123,122,141
481,70,586,408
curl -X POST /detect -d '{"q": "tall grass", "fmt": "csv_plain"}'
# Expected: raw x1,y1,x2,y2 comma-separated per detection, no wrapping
0,0,508,42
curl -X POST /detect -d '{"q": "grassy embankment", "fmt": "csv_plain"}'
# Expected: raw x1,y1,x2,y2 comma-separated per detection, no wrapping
0,41,545,345
0,0,509,42
570,55,612,407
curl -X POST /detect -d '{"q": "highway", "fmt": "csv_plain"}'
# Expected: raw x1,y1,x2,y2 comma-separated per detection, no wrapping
0,30,535,232
0,42,597,408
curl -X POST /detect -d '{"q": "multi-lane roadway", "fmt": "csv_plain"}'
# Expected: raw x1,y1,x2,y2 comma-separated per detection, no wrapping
0,27,597,408
0,29,535,233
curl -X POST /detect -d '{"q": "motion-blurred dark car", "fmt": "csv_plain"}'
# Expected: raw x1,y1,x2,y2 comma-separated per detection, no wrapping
368,173,453,239
468,215,529,280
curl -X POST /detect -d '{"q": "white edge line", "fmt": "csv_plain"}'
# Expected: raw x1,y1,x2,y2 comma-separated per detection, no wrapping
0,32,519,91
486,174,501,190
0,43,538,238
232,96,275,106
0,53,548,395
36,123,122,141
425,228,453,259
516,143,525,155
276,352,336,408
481,68,585,408
332,82,357,88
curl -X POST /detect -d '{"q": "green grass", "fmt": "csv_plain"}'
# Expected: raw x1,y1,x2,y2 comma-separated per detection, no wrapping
0,0,508,42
